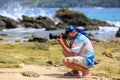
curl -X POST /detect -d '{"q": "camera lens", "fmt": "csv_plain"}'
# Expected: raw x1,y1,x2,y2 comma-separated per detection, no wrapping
49,33,67,39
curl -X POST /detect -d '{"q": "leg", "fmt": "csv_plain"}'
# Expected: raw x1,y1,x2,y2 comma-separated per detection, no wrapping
62,49,70,57
63,58,89,76
62,50,79,76
62,49,73,57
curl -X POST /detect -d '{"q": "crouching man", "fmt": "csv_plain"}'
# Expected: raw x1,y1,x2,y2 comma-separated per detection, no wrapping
56,25,94,77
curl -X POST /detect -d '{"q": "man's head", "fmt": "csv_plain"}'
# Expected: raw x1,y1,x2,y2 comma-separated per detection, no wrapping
65,25,78,40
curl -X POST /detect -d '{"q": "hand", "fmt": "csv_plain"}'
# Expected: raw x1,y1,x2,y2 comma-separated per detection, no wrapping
56,33,64,45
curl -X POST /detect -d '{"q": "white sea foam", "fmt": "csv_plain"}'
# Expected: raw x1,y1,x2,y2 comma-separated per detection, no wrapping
3,28,45,33
107,21,120,27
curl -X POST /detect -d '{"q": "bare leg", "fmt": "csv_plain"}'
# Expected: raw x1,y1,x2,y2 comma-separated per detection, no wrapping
62,49,79,76
62,49,70,57
62,49,73,57
63,58,89,76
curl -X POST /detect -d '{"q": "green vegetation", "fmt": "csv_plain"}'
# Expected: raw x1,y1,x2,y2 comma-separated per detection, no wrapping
0,39,120,79
0,41,63,67
1,0,120,8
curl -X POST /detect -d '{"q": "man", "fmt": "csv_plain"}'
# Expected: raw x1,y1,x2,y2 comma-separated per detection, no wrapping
56,25,94,77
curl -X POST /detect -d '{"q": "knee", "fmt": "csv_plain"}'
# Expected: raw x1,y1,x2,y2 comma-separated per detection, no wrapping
62,50,69,57
63,58,68,66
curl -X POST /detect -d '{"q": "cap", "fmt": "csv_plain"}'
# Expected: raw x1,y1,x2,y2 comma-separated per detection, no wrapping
66,25,77,32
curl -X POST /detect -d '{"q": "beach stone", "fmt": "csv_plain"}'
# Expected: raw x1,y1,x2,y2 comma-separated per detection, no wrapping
102,51,113,59
21,71,40,77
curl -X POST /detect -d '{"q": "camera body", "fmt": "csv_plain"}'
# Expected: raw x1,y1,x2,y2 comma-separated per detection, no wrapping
49,33,67,39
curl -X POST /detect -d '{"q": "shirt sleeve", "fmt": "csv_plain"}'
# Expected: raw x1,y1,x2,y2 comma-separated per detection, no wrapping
71,33,87,54
71,40,83,54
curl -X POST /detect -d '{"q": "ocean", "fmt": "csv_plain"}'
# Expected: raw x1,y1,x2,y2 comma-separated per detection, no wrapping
0,6,120,42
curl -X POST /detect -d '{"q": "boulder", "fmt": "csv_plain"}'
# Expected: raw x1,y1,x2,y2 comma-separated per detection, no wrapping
28,35,48,42
84,25,99,30
0,20,6,31
90,19,112,27
36,16,55,29
55,8,90,26
0,15,18,29
116,28,120,37
54,8,114,30
21,15,55,29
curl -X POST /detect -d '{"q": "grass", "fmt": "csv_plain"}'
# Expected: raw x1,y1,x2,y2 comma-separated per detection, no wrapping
0,41,63,67
0,39,120,79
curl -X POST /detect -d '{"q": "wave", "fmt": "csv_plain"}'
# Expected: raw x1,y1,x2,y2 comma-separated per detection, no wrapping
3,28,45,32
107,21,120,27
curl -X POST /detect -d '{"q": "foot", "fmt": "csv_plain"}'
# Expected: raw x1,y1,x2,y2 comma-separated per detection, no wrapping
64,70,79,76
82,69,89,76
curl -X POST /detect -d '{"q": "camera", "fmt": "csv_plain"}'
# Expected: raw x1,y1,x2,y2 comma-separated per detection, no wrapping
49,33,67,39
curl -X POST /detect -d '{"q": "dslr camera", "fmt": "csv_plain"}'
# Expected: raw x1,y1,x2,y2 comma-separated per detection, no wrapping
49,33,67,39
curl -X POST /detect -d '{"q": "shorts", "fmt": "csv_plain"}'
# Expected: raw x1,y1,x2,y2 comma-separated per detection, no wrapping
66,56,89,69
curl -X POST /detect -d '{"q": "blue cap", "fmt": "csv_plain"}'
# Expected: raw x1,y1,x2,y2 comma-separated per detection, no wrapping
66,25,77,32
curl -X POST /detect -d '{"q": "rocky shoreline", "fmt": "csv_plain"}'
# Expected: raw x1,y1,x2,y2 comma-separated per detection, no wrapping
0,8,120,43
0,8,115,30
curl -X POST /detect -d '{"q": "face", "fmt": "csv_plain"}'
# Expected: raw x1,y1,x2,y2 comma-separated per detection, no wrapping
66,31,77,40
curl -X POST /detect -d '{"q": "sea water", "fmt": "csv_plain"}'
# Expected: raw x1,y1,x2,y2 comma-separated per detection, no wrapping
0,5,120,42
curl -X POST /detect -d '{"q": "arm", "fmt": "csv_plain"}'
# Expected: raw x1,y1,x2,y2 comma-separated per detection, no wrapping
63,39,71,48
56,34,74,56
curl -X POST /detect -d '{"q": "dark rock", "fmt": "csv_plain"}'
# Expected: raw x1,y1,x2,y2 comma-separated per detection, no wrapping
116,28,120,37
54,8,114,30
22,15,35,23
90,19,111,27
21,15,55,29
0,20,6,31
0,33,8,36
36,16,55,29
45,25,57,30
102,51,113,59
23,22,34,28
28,35,48,42
84,25,99,30
55,8,90,26
55,22,68,29
0,15,18,29
46,61,53,65
94,60,100,65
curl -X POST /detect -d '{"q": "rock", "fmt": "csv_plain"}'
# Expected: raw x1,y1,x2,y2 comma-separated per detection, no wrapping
23,22,34,28
55,22,68,29
21,71,40,77
54,8,114,30
22,15,35,23
28,35,48,42
102,51,113,59
0,15,18,29
46,61,53,65
0,20,6,31
116,28,120,37
21,15,55,29
84,25,99,30
36,16,55,29
90,19,112,27
55,8,90,26
94,59,101,65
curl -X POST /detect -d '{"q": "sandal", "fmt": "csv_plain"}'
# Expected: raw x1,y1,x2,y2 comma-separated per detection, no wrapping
64,70,79,76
